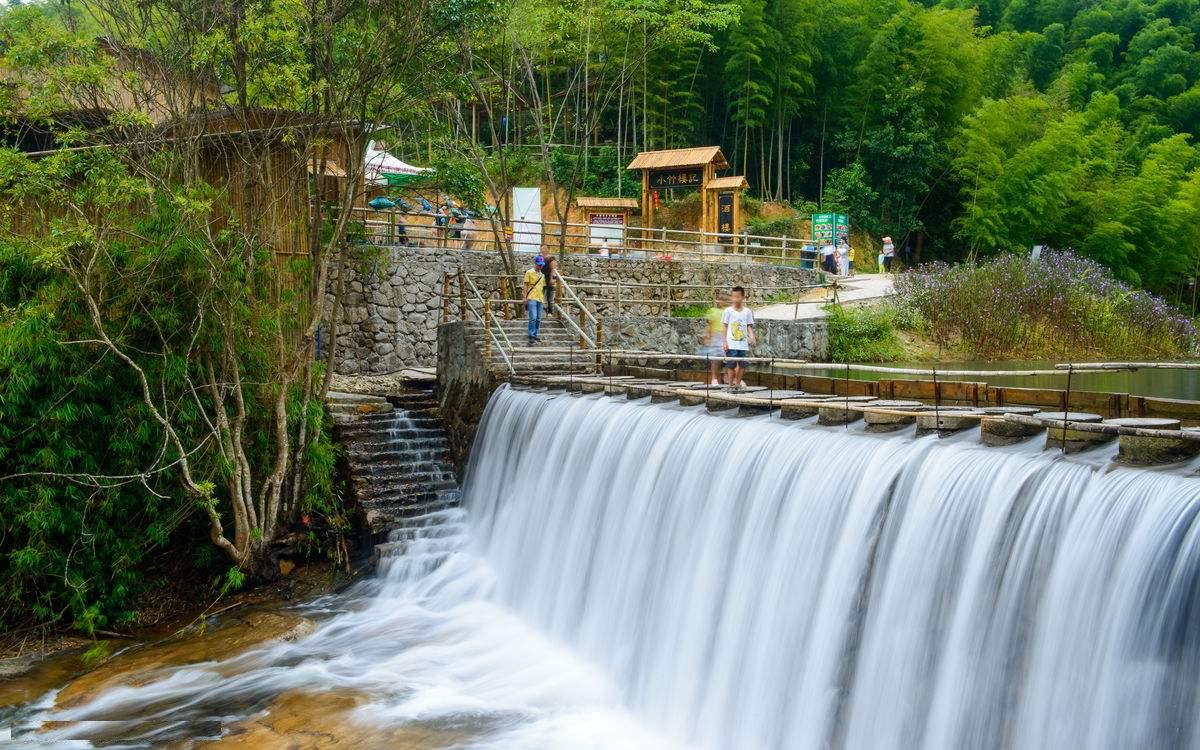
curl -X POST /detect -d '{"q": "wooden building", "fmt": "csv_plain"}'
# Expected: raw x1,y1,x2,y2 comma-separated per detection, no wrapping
3,38,365,276
572,196,639,251
626,146,729,235
705,175,749,251
180,109,364,268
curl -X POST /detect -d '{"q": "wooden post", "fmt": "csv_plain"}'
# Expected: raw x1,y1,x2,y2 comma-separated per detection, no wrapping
500,275,511,320
484,302,493,357
579,302,587,350
595,317,605,368
457,269,467,321
641,169,650,248
616,280,622,319
442,272,450,323
733,193,741,254
700,163,709,236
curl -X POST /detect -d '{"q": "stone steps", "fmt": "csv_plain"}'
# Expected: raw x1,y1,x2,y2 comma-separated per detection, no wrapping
330,388,463,541
352,471,457,489
345,442,448,455
464,315,601,375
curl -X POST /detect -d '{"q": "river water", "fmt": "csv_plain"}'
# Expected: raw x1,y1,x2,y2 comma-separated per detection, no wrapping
13,387,1200,748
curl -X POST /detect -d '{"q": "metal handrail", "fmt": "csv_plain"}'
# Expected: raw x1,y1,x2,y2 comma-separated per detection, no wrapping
461,270,515,374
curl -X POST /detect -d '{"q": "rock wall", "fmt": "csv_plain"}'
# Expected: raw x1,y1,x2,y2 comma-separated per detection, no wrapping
332,247,822,374
434,321,499,472
603,317,828,361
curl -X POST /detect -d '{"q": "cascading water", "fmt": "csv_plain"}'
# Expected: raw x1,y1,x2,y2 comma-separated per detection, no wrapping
19,386,1200,749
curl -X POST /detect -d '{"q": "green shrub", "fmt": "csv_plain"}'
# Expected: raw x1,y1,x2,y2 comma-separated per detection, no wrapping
894,251,1200,358
746,216,807,238
825,303,905,362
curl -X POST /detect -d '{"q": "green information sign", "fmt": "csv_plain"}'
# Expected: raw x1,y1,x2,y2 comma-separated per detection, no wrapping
812,212,849,245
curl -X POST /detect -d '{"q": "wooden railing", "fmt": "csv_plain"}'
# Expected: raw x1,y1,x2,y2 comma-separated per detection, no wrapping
348,206,821,267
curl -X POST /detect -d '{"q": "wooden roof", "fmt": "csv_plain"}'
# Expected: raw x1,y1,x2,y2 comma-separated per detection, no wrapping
307,158,346,177
627,146,728,171
706,175,749,190
575,196,639,210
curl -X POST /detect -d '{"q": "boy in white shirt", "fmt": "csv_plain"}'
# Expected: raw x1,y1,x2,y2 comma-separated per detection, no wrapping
721,285,756,388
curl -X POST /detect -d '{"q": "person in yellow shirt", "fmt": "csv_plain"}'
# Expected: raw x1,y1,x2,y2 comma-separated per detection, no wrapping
701,291,729,385
523,255,547,344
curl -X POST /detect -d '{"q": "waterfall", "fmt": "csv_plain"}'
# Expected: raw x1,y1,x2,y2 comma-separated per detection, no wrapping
24,385,1200,749
462,387,1200,749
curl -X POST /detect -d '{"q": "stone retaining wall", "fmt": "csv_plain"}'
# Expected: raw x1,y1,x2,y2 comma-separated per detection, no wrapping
332,246,821,374
603,316,828,361
434,320,498,472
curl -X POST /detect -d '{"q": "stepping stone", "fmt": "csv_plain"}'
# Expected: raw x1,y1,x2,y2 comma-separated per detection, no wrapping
780,395,868,420
818,397,883,426
979,406,1041,416
698,387,769,411
862,400,926,432
915,408,981,436
980,408,1046,445
604,378,661,396
650,382,702,403
734,389,811,415
625,380,674,399
1106,417,1199,465
1037,412,1110,453
580,375,636,394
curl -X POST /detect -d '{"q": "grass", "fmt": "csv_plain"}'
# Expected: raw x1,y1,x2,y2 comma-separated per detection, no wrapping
671,303,712,318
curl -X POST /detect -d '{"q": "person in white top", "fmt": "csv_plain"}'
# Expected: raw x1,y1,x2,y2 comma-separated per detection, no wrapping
821,243,836,274
882,235,895,272
598,238,610,257
837,240,850,276
721,285,756,388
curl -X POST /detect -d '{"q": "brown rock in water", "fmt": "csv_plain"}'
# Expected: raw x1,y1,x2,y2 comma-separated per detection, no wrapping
55,612,315,709
204,690,472,750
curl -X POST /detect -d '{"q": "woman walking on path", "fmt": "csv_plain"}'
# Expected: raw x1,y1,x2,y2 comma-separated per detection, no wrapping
543,256,559,316
882,236,895,272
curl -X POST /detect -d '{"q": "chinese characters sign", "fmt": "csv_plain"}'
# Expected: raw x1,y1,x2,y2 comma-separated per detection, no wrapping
717,192,735,240
649,168,704,190
812,212,849,245
588,212,626,226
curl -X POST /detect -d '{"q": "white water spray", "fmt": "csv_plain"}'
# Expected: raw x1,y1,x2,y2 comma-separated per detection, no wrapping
24,386,1200,749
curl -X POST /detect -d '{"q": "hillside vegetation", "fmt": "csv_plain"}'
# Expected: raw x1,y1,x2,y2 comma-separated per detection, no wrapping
383,0,1200,302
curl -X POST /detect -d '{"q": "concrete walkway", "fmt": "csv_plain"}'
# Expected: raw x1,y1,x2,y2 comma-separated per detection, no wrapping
756,273,895,321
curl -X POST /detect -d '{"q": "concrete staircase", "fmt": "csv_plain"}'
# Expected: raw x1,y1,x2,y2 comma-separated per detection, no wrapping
467,317,599,375
328,390,463,551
